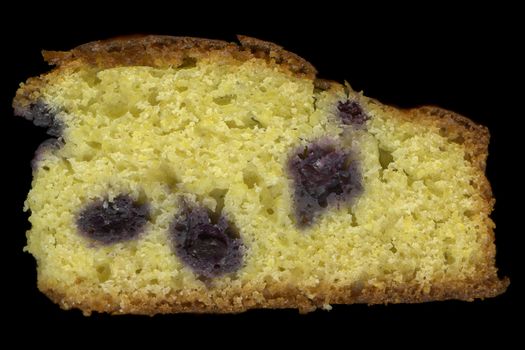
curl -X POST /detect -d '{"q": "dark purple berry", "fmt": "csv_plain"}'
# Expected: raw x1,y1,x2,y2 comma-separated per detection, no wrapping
15,101,65,170
170,202,243,278
289,140,362,227
15,100,63,137
76,194,150,244
337,100,369,126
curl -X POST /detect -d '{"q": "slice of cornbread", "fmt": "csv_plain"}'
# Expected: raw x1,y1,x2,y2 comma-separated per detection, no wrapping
13,35,508,315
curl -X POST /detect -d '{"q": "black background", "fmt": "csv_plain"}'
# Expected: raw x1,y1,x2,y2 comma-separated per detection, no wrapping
3,5,520,341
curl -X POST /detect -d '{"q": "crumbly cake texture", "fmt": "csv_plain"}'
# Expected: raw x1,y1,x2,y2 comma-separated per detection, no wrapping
13,35,508,315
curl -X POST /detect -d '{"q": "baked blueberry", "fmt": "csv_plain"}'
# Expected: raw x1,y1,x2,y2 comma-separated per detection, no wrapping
289,140,362,227
76,194,150,244
170,202,243,278
337,100,369,126
15,100,63,137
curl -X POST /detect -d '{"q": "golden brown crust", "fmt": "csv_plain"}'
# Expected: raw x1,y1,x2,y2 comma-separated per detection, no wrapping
44,35,316,78
40,273,507,315
13,35,316,118
16,35,508,315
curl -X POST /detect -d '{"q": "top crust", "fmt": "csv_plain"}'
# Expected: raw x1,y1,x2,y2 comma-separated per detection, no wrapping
43,35,317,77
14,35,318,115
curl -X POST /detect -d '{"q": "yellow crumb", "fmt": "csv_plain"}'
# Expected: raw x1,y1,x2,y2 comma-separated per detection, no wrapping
24,56,491,305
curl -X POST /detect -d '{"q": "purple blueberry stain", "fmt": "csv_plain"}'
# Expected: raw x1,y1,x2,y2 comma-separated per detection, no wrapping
288,140,362,227
76,194,150,244
170,201,243,278
337,100,369,127
15,100,64,137
14,100,66,170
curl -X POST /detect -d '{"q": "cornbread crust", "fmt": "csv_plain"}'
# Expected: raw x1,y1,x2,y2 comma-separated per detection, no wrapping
41,274,506,315
13,35,316,114
15,36,508,315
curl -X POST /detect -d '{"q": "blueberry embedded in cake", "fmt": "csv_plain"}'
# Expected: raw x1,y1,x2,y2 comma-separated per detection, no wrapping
76,194,150,244
13,35,508,315
170,200,243,278
288,139,362,227
16,100,63,137
337,99,369,127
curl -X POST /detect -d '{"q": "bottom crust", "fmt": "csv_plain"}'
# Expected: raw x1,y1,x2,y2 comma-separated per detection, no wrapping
40,274,508,315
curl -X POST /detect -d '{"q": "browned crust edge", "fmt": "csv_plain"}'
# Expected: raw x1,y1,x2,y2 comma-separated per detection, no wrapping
40,273,507,315
15,35,508,315
13,35,316,115
44,34,317,76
